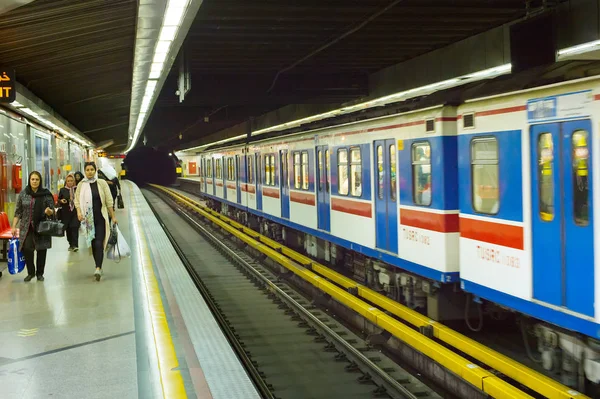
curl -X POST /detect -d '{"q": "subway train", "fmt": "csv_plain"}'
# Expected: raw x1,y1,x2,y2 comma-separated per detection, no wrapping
185,61,600,385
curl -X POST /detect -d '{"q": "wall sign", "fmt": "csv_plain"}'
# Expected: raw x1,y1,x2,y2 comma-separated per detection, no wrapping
0,69,15,103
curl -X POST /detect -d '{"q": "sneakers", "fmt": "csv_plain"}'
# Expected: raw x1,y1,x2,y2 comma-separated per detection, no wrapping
24,274,34,282
73,247,79,252
36,275,44,282
94,269,103,281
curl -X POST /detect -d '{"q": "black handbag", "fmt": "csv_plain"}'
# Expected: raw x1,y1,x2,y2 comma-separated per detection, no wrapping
117,193,124,209
37,213,65,237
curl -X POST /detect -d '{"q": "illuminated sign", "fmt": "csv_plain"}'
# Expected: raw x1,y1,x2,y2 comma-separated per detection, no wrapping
0,69,15,103
97,151,107,157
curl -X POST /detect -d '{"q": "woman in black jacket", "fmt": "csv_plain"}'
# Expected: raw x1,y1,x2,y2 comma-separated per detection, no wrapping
58,173,80,251
11,171,55,282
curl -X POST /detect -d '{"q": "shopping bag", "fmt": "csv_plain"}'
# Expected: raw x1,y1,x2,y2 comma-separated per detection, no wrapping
106,224,131,262
7,238,25,274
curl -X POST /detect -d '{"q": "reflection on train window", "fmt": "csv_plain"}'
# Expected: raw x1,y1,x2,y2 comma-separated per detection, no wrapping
216,158,222,179
412,142,431,206
301,152,309,189
390,144,397,201
227,158,235,181
247,155,254,184
471,137,499,214
264,154,276,186
350,147,362,197
538,133,554,221
338,148,349,195
377,145,384,200
207,160,213,177
325,150,330,192
572,130,590,226
293,151,309,190
318,150,323,191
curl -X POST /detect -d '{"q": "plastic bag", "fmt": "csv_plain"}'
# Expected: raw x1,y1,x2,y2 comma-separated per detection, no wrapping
8,238,25,274
106,224,131,262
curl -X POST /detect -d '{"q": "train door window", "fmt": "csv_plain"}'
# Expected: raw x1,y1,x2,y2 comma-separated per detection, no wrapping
248,155,254,184
471,137,499,214
390,144,397,201
227,158,235,181
264,154,275,186
572,130,590,226
318,150,323,191
207,159,213,177
301,151,309,190
412,142,431,206
377,145,384,199
350,147,362,197
216,158,222,179
325,149,330,193
538,133,554,221
338,149,349,195
294,152,302,189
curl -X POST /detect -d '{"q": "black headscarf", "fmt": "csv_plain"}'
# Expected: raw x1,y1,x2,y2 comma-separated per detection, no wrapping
25,185,52,229
74,171,84,185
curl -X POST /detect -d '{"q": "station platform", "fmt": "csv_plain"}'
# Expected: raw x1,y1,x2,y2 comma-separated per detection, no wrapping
0,181,259,399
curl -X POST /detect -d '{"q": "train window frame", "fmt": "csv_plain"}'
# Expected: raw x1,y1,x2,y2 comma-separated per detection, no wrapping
337,148,349,195
537,132,554,222
264,153,276,186
293,151,310,191
390,144,397,201
572,129,590,226
247,155,254,184
227,157,235,181
207,159,213,178
470,136,500,215
337,146,362,197
411,141,432,206
215,158,222,180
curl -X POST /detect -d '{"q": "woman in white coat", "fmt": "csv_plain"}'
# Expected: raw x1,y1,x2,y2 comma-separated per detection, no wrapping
75,162,117,281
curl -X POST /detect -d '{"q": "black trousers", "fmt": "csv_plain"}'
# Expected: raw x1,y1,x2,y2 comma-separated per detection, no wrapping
92,216,106,268
66,225,79,248
23,231,47,277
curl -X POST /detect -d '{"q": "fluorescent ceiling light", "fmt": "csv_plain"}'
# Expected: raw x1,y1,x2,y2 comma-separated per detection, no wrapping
557,39,600,57
153,51,168,65
155,40,172,54
159,26,177,42
169,0,190,7
146,80,158,93
182,134,247,152
149,70,161,79
10,101,23,108
164,6,186,26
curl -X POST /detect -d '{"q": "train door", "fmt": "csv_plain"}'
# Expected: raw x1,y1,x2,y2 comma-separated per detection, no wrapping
531,120,594,316
280,150,290,219
256,153,263,211
374,140,398,253
316,145,331,231
236,155,242,204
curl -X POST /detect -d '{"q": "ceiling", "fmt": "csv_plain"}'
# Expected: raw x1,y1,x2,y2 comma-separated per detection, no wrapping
145,0,531,150
0,0,539,152
0,0,136,149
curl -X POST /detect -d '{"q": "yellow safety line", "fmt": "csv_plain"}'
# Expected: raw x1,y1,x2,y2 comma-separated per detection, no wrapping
130,184,187,399
155,185,590,399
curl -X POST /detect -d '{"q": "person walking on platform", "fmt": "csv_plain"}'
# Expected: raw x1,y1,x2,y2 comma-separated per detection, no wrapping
58,173,80,252
75,162,116,281
74,171,83,186
11,171,55,282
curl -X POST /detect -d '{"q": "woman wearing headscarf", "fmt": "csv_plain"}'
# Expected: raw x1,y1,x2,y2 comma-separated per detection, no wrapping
74,171,84,186
75,162,116,281
58,173,80,251
11,171,55,282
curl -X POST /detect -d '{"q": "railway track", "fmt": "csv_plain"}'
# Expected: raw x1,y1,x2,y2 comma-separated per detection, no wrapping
144,187,442,399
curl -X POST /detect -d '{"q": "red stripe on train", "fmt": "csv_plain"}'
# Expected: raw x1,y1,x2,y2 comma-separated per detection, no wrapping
290,191,316,206
226,183,236,190
331,197,372,218
460,217,523,250
263,187,280,199
241,183,256,194
216,182,223,187
400,209,459,233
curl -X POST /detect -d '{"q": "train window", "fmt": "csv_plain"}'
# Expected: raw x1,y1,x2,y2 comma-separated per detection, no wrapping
412,142,431,206
325,149,330,193
377,145,384,200
338,148,349,195
264,154,276,186
216,158,222,179
207,160,213,177
390,144,397,201
471,137,499,214
227,158,235,181
350,147,362,197
572,130,590,226
294,152,301,189
302,151,309,190
247,155,254,184
538,133,554,221
318,150,323,192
